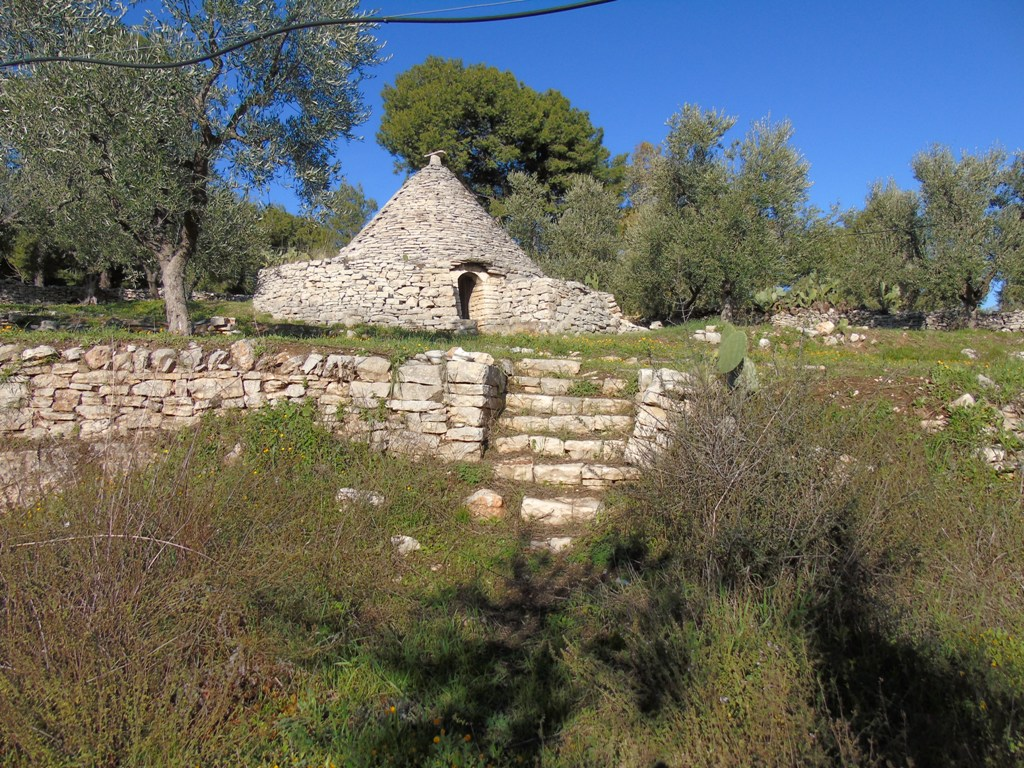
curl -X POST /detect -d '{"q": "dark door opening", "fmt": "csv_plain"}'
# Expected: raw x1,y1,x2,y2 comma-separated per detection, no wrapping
458,272,478,319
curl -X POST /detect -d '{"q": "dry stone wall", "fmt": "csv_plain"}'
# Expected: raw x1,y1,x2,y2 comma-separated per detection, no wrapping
0,341,505,462
771,307,1024,333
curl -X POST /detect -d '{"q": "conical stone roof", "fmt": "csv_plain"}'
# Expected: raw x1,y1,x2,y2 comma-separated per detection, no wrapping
329,153,543,278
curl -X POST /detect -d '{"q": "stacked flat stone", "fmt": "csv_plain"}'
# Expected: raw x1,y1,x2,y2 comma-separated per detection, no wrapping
253,156,637,335
771,307,1024,333
0,341,505,461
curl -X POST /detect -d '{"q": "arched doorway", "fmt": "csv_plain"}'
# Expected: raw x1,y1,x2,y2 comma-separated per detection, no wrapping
458,272,478,320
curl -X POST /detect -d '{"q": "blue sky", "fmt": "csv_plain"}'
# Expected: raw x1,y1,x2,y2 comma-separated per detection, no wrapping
271,0,1023,218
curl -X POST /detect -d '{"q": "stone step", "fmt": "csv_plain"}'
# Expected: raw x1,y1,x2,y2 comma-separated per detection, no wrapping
511,375,629,397
513,358,582,378
491,434,625,462
493,460,641,488
505,393,634,417
503,413,634,436
520,495,604,525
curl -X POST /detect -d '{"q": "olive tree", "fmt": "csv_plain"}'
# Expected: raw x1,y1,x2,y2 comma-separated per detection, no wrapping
1,0,380,333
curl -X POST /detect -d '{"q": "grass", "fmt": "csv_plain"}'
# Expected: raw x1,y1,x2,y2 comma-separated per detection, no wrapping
2,302,1024,765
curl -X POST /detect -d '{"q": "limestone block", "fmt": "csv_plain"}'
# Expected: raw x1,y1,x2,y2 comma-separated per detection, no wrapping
0,381,31,410
398,363,443,386
112,352,133,371
515,358,581,377
534,463,583,484
493,435,530,454
31,374,69,390
0,410,31,431
537,378,573,395
51,363,79,376
464,488,504,519
283,384,306,398
52,389,81,412
635,405,671,430
407,415,448,434
229,339,256,372
301,353,324,375
529,436,565,456
277,354,306,375
33,405,71,422
0,344,18,363
132,349,150,373
151,348,177,373
493,461,535,482
445,383,498,397
551,396,632,416
79,420,112,438
83,345,113,370
21,346,58,362
447,393,502,410
392,382,442,401
262,378,287,393
117,410,164,430
520,496,602,524
387,399,444,414
189,377,244,400
436,441,484,462
582,464,641,485
514,375,541,391
323,354,357,380
207,349,229,369
244,392,267,409
98,385,131,397
563,440,604,460
131,379,174,398
388,430,442,453
75,404,115,419
446,426,485,442
161,398,195,418
447,406,490,427
355,356,391,382
508,393,552,413
243,379,262,396
178,347,203,371
349,381,392,399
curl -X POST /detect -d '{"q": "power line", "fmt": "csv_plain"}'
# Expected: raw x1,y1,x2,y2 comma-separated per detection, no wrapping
0,0,615,70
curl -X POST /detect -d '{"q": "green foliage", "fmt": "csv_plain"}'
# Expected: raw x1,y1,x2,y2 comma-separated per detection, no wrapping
716,324,747,374
785,270,842,310
377,57,619,201
620,105,811,321
501,171,623,288
914,145,1019,316
566,379,601,397
1,0,382,334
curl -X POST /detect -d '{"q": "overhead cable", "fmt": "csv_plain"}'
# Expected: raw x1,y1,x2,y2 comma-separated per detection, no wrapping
0,0,615,70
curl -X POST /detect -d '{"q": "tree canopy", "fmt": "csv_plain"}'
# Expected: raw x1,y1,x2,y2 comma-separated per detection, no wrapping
377,57,621,202
1,0,381,333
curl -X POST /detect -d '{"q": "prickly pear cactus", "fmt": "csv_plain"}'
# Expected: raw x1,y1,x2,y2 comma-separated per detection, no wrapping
717,324,747,375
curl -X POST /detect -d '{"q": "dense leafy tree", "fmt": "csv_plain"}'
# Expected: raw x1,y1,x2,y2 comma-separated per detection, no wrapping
258,181,375,264
995,151,1024,308
1,0,380,333
502,172,622,289
619,105,811,320
839,180,925,311
318,182,377,248
377,57,620,202
913,145,1020,320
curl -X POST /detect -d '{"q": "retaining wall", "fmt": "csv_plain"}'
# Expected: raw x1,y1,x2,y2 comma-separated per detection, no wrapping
0,341,505,462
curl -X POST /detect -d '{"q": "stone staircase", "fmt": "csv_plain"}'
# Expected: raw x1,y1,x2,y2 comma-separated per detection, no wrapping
484,358,645,551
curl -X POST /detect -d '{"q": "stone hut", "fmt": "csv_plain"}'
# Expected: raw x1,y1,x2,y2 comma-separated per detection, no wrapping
253,152,636,334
